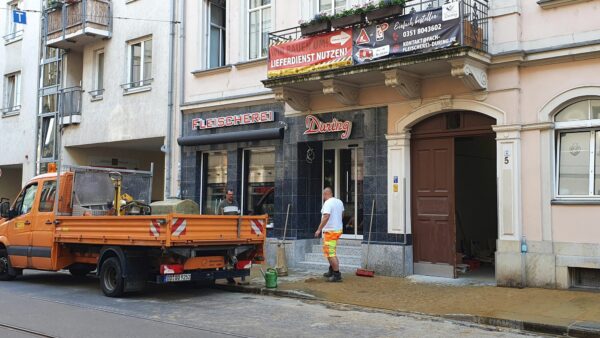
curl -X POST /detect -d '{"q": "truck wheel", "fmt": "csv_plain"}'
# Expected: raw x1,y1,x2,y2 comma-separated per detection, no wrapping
0,249,17,281
69,267,94,278
100,257,125,297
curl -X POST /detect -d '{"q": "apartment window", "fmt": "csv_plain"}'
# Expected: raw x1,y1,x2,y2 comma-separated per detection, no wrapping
125,37,152,91
4,1,24,42
208,0,226,69
40,94,58,114
2,72,21,116
40,115,56,159
42,61,59,88
91,49,104,99
319,0,347,15
248,0,271,60
555,99,600,198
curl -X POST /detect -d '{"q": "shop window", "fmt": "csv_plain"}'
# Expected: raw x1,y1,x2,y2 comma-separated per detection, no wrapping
202,152,228,214
38,180,57,212
125,37,153,90
208,0,226,69
243,149,275,223
2,72,20,115
555,99,600,198
248,0,271,60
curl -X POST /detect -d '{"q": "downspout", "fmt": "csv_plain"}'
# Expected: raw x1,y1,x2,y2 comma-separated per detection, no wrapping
178,0,186,199
33,1,44,178
165,0,177,199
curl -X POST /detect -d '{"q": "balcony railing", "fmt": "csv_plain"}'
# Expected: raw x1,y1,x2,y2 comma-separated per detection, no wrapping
45,0,112,50
269,0,489,55
61,86,83,125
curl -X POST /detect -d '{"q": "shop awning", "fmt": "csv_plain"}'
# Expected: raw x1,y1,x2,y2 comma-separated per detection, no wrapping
177,127,285,147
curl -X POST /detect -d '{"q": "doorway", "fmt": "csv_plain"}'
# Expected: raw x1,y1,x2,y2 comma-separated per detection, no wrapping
323,141,364,239
411,112,497,278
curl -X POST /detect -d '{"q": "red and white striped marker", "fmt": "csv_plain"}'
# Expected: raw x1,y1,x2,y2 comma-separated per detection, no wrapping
250,219,264,236
171,218,187,236
149,220,161,237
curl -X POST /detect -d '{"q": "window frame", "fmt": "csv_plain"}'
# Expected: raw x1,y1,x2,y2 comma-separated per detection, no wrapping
124,36,153,92
38,180,57,213
13,183,39,216
318,0,348,15
554,99,600,200
207,0,226,69
247,0,272,61
92,48,105,100
2,71,21,116
240,147,276,220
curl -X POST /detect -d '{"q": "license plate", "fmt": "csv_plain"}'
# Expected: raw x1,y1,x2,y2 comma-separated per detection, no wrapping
164,273,191,282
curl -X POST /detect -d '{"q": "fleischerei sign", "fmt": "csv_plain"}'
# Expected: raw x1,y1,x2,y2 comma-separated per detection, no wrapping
303,115,352,140
267,28,353,78
192,111,274,131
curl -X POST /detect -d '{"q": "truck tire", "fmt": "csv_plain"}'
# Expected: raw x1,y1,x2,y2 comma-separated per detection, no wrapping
0,249,17,281
100,257,125,297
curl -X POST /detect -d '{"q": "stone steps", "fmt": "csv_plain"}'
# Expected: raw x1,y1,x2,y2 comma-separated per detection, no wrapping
298,239,363,273
296,261,361,273
304,253,362,267
311,245,362,256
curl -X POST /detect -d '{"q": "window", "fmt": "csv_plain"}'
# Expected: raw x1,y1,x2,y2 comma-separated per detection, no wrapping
42,61,59,88
208,0,226,68
92,49,104,99
243,149,275,224
4,1,23,42
202,152,228,214
555,99,600,198
248,0,271,60
40,94,58,114
125,37,152,90
39,180,57,212
319,0,347,15
40,115,56,160
13,183,38,216
2,72,20,115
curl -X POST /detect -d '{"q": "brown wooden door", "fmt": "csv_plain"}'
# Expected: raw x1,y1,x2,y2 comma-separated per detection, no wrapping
411,137,456,276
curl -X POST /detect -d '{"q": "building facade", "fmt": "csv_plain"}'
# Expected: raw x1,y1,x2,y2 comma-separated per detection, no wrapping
179,0,600,289
0,0,42,202
37,0,178,201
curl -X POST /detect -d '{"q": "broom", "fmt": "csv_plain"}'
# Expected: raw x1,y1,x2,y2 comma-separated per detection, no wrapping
275,204,291,277
356,199,375,277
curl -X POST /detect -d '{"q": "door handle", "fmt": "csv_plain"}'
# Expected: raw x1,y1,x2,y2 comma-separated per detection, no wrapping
24,221,31,225
45,220,53,225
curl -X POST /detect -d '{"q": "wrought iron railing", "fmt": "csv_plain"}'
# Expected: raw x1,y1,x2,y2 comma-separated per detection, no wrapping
1,105,21,117
88,89,104,100
120,79,154,91
269,0,489,52
44,0,112,45
2,30,24,43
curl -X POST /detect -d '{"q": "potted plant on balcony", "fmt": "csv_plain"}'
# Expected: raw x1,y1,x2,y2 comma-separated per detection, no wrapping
367,0,406,22
46,0,63,11
300,12,332,36
330,3,375,29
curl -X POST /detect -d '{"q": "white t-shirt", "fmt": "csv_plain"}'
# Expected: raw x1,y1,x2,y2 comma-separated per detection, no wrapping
321,197,344,232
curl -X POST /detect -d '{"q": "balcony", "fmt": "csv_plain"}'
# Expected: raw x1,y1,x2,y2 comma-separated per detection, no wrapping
44,0,112,50
263,0,489,111
60,86,83,125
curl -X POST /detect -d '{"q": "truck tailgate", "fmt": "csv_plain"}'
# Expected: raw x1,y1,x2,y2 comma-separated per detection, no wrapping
54,214,267,247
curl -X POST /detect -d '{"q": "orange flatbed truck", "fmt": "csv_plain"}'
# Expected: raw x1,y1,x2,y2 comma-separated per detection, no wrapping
0,169,266,297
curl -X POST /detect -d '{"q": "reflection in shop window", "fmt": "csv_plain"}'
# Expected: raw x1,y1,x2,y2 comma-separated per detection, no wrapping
244,149,275,225
555,99,600,197
203,152,227,215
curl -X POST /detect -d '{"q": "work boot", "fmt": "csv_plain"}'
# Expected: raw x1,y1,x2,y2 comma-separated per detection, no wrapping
323,266,333,278
327,271,342,282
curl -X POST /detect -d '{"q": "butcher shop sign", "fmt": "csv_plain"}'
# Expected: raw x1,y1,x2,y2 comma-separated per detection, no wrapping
303,115,352,140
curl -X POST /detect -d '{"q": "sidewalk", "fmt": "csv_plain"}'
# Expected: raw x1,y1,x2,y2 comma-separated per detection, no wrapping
217,267,600,337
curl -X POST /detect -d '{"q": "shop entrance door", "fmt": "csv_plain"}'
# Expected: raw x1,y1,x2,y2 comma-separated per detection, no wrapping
323,142,364,239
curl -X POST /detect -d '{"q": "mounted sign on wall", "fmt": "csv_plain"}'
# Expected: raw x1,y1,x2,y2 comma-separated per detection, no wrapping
192,111,274,131
303,115,352,140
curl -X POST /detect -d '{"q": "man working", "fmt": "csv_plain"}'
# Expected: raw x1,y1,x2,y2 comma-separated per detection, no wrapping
314,187,344,282
218,189,240,215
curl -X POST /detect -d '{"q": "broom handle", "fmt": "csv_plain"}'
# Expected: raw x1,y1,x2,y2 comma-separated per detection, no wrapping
365,199,375,269
281,204,291,245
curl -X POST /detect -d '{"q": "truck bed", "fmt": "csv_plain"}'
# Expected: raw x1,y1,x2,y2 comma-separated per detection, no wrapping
54,214,267,247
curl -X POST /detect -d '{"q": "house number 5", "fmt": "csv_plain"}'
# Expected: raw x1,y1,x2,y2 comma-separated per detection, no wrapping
504,150,511,165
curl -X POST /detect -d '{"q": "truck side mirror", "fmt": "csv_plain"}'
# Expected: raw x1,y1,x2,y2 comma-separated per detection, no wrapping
0,202,9,219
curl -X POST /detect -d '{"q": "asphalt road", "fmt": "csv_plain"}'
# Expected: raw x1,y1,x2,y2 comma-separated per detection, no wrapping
0,271,541,338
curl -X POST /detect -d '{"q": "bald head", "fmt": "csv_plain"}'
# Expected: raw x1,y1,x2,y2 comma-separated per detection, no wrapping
322,187,333,201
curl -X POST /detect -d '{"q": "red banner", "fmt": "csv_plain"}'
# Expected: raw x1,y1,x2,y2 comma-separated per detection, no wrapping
268,28,353,78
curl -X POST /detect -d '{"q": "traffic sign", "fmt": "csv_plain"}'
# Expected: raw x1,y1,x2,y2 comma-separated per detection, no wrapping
13,10,26,24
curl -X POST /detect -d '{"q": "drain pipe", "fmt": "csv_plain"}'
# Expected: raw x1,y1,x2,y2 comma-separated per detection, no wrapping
164,0,177,199
402,177,409,277
177,0,186,199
